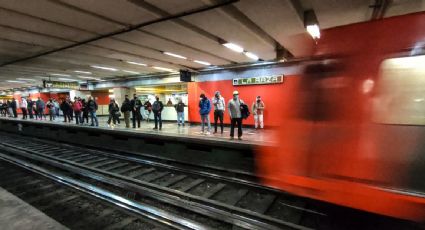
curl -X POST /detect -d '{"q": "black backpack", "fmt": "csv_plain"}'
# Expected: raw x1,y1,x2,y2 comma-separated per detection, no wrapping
240,103,250,119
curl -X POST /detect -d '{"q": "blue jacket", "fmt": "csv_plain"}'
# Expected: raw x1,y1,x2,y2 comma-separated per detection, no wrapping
199,98,211,115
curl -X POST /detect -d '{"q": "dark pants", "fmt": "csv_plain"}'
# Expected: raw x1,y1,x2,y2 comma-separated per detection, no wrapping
12,108,17,118
107,112,119,125
21,108,27,119
230,118,243,138
37,108,44,120
64,110,71,122
214,110,224,133
74,111,82,124
132,110,142,128
83,112,89,123
49,109,55,121
153,111,162,129
28,108,33,119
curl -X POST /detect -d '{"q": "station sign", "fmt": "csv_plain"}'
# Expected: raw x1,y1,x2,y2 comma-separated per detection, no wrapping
43,80,80,90
232,75,283,86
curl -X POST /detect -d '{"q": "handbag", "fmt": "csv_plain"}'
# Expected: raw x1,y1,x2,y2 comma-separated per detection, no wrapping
115,111,122,117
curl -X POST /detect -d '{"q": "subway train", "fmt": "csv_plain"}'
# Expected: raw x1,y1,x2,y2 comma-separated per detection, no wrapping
257,12,425,222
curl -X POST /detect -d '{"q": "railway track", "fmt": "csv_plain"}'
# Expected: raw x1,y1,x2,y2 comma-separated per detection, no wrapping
0,132,419,229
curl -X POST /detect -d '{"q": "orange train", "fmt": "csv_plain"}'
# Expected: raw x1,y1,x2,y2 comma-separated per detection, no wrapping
257,12,425,222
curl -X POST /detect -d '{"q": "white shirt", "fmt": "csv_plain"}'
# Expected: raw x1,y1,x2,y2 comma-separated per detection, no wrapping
21,99,27,108
212,96,225,111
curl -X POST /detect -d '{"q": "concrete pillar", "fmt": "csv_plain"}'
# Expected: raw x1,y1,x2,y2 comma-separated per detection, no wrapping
113,88,133,106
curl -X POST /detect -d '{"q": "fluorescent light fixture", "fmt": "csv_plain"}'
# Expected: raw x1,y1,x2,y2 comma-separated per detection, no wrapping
57,78,77,82
74,70,92,74
7,80,26,83
223,43,244,53
90,65,118,71
244,52,259,61
50,73,71,77
126,61,147,66
77,75,101,81
163,52,187,59
194,60,211,66
16,78,36,81
122,70,140,74
306,24,320,39
153,66,174,72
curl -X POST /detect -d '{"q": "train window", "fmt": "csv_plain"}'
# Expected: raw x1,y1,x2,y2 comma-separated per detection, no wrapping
372,55,425,125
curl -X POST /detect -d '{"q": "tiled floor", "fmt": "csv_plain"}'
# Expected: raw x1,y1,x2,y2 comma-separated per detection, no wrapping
1,116,277,146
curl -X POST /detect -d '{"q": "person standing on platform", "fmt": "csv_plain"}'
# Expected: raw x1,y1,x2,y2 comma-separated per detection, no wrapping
166,98,173,106
87,96,98,127
27,99,34,119
46,99,55,121
10,98,17,118
20,98,28,119
130,94,142,128
175,98,185,126
199,93,211,135
81,99,89,124
72,97,83,125
53,99,60,117
212,91,225,134
228,91,244,140
152,96,163,130
252,96,265,129
107,99,120,127
35,97,46,120
60,98,71,122
121,95,132,128
143,99,152,122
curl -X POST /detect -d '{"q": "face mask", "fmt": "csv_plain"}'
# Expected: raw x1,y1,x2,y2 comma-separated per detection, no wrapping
233,95,239,100
257,100,261,103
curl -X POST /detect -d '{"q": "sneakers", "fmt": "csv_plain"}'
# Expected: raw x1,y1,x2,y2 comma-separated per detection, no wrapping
206,131,211,135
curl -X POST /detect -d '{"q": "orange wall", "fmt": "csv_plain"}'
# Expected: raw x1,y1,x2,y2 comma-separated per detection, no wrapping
187,76,300,127
91,91,109,105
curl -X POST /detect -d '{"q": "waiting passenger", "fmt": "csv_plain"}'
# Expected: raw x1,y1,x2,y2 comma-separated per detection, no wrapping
46,99,55,121
7,100,13,117
212,91,225,134
121,95,132,128
53,99,60,117
174,98,185,126
143,99,152,122
81,99,89,124
87,96,99,127
20,98,28,119
35,97,46,120
152,96,164,130
10,98,17,118
107,99,120,127
166,98,173,106
130,94,143,128
27,99,34,119
199,93,211,135
60,98,71,123
228,91,244,140
252,96,265,129
72,97,83,125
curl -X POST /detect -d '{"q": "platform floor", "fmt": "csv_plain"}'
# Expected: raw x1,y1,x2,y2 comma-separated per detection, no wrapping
0,186,68,230
1,116,276,145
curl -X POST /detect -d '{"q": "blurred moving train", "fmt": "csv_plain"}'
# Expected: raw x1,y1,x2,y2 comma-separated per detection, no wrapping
258,12,425,222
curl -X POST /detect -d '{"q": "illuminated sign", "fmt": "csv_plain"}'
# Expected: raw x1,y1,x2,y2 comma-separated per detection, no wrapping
232,75,283,86
43,80,80,90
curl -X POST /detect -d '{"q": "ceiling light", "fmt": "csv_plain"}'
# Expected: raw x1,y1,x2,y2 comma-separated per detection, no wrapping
77,76,101,81
57,78,77,82
304,10,320,39
244,52,259,61
16,78,36,81
153,66,174,72
74,70,92,74
194,60,211,66
50,73,71,77
163,52,187,59
122,70,140,74
126,61,147,66
223,43,244,53
7,80,26,83
90,65,118,71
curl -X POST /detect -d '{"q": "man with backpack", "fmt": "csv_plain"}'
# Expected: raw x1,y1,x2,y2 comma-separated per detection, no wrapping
87,96,98,127
152,96,164,130
130,94,143,128
174,98,185,126
72,97,83,125
199,94,211,134
121,95,132,128
35,97,46,120
228,91,249,140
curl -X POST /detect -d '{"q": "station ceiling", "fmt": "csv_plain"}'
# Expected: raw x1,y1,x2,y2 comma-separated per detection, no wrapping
0,0,424,90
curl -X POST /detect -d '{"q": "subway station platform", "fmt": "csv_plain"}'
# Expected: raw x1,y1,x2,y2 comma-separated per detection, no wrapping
0,187,67,230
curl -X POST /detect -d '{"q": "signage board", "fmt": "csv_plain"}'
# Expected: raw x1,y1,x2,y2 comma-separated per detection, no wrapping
232,75,283,86
43,80,80,90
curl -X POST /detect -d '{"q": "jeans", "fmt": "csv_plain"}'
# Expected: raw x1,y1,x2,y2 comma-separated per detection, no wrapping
214,110,224,133
201,114,211,132
254,114,264,128
89,111,98,126
75,111,82,124
230,118,243,137
154,111,162,129
144,110,151,122
177,112,184,125
37,108,44,120
49,109,55,121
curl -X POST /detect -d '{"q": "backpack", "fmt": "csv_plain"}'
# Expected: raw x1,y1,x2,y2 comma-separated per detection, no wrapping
240,103,250,119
